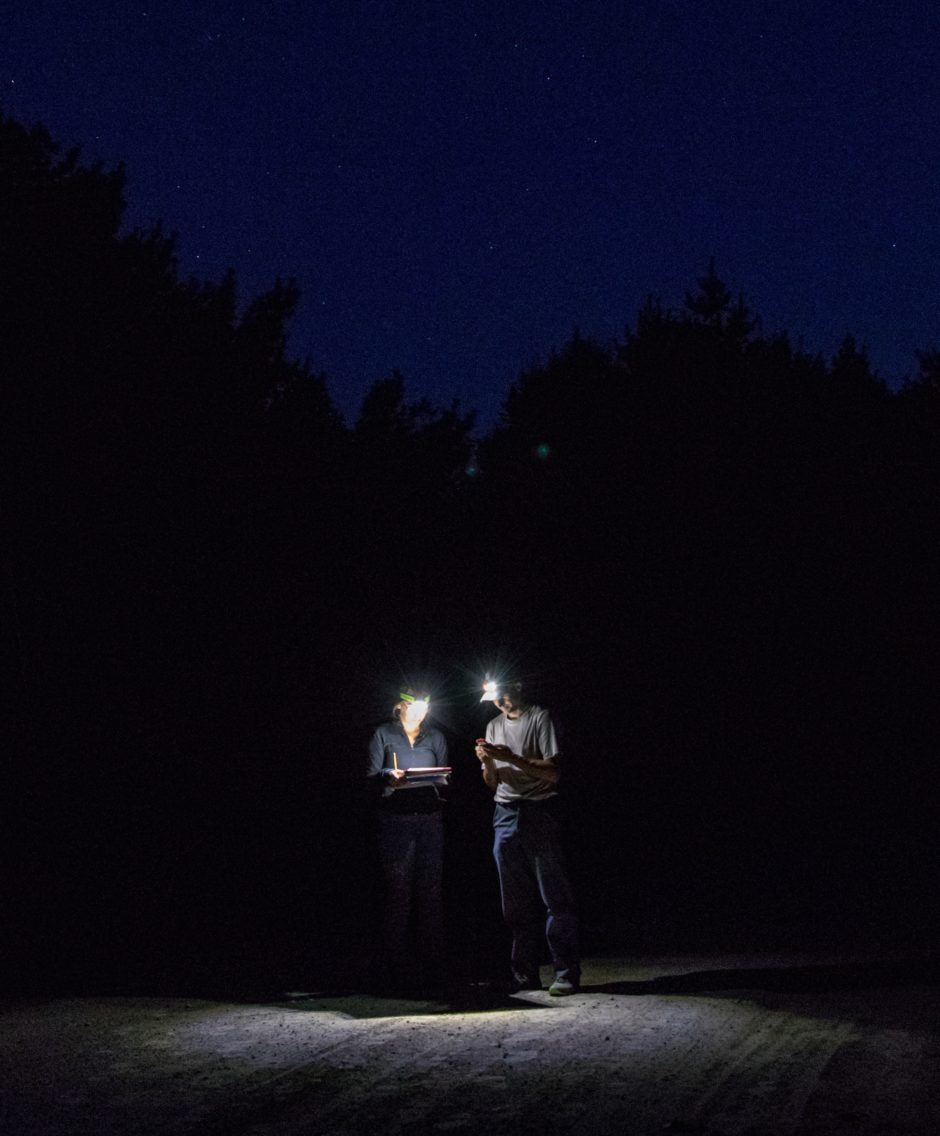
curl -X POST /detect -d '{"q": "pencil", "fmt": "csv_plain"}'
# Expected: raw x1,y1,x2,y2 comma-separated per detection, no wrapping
392,751,398,771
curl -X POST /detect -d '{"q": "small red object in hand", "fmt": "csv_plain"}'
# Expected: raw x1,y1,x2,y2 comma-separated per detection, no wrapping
476,738,487,745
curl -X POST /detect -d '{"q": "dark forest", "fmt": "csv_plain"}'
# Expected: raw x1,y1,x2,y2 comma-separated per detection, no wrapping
3,115,937,994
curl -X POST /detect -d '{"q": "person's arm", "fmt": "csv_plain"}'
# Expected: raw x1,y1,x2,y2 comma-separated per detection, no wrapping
366,729,384,780
480,743,561,785
521,707,562,784
367,728,404,789
476,743,501,790
475,727,500,790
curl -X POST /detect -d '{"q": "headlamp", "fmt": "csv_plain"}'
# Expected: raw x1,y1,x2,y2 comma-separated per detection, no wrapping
480,679,500,702
400,691,430,717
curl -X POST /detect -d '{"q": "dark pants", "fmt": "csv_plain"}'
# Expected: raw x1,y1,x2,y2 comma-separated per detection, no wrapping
377,811,444,967
493,800,579,983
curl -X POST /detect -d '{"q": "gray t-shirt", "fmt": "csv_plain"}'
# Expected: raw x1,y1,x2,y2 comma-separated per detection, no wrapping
485,705,560,803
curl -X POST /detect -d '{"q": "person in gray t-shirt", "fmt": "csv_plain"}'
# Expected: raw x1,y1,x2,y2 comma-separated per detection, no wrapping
476,680,580,995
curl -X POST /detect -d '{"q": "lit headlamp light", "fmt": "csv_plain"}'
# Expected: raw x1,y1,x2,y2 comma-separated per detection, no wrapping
480,679,500,702
400,691,430,716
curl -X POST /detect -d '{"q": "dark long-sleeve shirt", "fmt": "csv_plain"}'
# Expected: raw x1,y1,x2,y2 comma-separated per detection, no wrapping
367,720,449,813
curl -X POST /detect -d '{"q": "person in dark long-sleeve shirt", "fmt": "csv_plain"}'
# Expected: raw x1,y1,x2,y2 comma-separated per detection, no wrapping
366,690,449,994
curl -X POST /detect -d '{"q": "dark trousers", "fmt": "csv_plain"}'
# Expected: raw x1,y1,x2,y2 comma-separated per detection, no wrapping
377,811,444,967
493,800,580,983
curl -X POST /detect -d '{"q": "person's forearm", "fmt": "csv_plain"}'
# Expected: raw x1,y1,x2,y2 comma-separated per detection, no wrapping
481,759,499,790
505,755,560,784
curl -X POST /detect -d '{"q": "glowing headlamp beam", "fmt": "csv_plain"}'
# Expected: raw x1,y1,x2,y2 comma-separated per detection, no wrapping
481,680,500,702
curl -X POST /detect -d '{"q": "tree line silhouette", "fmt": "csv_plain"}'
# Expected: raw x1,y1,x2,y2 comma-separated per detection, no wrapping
3,114,937,988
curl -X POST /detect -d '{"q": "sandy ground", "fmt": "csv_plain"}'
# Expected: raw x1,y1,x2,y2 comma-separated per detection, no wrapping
2,955,938,1136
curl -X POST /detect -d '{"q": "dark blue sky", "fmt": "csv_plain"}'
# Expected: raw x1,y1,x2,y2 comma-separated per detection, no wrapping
4,1,939,428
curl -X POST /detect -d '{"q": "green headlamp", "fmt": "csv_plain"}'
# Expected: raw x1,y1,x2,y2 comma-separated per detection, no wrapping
399,690,430,715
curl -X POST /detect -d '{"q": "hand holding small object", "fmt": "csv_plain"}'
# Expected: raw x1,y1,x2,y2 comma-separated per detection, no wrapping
476,739,513,762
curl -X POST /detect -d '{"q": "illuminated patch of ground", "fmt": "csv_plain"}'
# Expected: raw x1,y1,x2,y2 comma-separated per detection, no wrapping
1,955,937,1135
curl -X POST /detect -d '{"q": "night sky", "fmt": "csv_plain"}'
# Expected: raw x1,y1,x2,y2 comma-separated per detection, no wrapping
4,1,939,428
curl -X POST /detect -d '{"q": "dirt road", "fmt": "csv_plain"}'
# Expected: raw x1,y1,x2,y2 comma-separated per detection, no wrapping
2,956,937,1135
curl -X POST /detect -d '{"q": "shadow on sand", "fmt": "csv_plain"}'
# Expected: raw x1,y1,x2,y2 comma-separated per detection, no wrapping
586,956,938,998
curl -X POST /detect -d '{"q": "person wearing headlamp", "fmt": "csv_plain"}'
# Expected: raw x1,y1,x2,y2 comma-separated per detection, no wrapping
367,689,450,995
476,679,580,996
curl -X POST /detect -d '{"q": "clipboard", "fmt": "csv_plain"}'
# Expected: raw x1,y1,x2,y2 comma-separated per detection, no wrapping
403,766,452,779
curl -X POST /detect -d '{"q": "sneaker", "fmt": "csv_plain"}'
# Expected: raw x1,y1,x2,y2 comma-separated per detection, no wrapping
548,976,579,996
